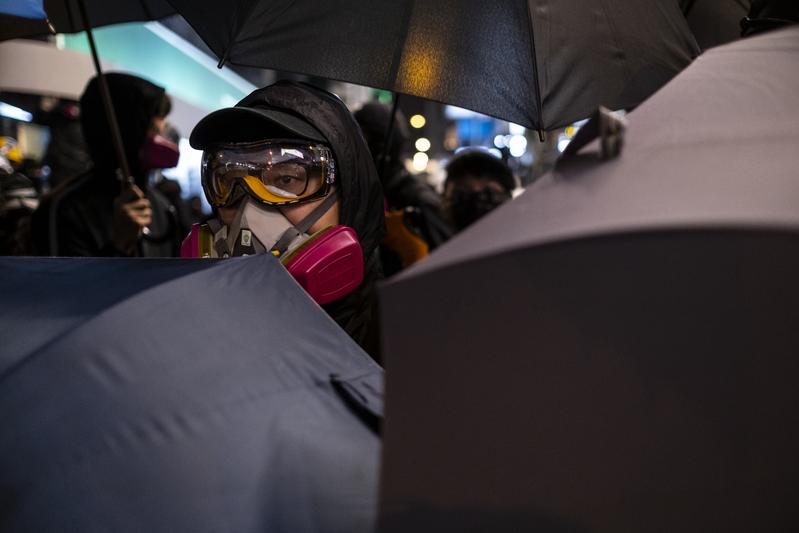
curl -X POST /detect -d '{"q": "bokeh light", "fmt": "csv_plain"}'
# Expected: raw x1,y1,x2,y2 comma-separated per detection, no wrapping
415,137,431,152
412,151,429,171
409,114,426,129
508,135,527,157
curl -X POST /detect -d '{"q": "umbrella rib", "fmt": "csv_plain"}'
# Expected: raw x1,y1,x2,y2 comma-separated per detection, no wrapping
525,0,546,140
217,0,268,68
682,0,698,17
139,0,155,20
65,0,77,32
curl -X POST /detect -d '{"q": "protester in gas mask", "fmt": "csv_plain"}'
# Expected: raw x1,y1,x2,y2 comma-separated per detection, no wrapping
32,73,182,257
184,81,385,357
443,150,516,233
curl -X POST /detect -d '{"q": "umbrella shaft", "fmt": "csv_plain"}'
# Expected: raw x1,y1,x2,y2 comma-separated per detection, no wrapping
75,0,134,187
378,94,401,178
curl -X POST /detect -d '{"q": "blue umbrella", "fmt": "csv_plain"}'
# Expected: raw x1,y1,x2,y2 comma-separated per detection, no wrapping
0,0,46,19
0,254,382,532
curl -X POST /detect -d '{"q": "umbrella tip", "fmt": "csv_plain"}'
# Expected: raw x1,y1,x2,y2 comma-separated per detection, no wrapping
217,45,233,69
46,19,56,34
538,129,545,143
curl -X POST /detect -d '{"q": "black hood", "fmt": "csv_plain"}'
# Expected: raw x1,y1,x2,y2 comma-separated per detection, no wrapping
236,81,385,261
80,73,168,179
353,101,410,178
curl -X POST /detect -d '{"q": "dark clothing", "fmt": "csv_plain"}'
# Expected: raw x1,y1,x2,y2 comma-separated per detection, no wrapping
32,171,179,257
154,175,195,240
236,82,386,355
383,165,451,250
352,101,451,272
322,248,383,359
31,73,180,257
0,170,38,255
43,114,92,189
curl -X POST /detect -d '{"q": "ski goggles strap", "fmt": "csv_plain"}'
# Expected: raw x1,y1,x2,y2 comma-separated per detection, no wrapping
270,189,340,257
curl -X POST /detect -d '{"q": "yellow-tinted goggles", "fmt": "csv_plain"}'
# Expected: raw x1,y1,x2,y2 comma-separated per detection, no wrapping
202,140,335,207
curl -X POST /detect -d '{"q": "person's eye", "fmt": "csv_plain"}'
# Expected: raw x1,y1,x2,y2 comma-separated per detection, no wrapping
277,175,299,185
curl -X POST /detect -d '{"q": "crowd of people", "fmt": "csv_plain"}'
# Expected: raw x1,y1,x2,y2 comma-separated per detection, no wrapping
0,73,519,357
1,2,798,531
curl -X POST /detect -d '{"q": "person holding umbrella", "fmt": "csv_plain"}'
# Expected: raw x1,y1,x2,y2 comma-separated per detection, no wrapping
32,73,182,257
185,81,385,358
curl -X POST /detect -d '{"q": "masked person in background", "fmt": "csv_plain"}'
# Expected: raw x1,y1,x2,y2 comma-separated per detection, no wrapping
443,149,516,233
354,103,451,276
184,81,385,358
32,73,182,257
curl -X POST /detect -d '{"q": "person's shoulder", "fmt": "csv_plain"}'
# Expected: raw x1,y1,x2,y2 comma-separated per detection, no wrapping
397,172,442,210
47,170,96,205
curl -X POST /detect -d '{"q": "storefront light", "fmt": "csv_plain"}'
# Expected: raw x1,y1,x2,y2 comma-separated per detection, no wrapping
0,102,33,122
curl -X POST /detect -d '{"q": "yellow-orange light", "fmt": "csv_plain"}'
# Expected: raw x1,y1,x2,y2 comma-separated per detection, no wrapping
410,114,426,129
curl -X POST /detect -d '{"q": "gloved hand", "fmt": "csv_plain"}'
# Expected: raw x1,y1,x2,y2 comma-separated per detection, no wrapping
112,184,152,254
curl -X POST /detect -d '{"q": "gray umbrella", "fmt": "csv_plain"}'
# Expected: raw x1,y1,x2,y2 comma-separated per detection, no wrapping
378,27,799,533
0,255,381,533
169,0,699,132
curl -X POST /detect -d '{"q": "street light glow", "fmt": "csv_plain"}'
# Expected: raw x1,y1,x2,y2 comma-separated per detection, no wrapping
409,114,426,129
412,152,429,171
509,122,525,135
415,137,431,152
508,135,527,157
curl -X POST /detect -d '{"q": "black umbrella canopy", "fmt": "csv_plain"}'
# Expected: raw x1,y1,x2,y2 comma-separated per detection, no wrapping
169,0,699,131
0,0,174,41
680,0,751,50
0,255,381,533
378,27,799,532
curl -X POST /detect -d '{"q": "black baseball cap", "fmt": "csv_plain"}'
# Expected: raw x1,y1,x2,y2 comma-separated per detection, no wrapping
190,106,326,149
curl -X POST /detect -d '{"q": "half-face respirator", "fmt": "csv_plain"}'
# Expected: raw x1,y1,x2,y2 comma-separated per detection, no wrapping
181,140,363,305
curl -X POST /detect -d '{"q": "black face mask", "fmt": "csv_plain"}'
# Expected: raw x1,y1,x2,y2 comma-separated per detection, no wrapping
448,188,511,231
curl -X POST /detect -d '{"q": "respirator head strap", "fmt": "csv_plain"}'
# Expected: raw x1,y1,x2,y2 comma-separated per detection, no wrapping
269,189,339,257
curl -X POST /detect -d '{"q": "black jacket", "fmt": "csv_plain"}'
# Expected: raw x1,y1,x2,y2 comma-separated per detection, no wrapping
32,172,179,257
237,82,386,357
